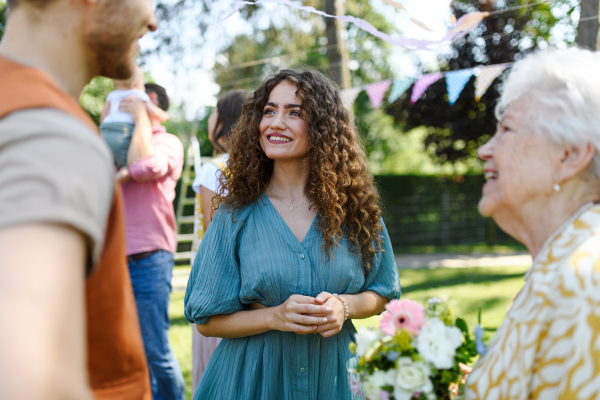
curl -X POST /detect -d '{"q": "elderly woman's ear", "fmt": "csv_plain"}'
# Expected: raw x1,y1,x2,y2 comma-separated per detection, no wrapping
555,142,597,186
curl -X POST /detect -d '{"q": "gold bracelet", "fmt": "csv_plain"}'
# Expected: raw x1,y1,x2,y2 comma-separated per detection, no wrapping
332,293,350,321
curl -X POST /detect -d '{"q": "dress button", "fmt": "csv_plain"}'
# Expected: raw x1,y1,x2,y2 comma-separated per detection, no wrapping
300,367,305,373
300,254,305,259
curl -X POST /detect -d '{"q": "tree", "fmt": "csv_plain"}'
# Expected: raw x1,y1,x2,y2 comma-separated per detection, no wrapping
325,0,351,88
577,0,600,49
208,0,408,170
385,0,575,165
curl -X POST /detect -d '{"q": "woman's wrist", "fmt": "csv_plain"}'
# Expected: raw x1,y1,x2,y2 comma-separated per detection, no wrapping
266,304,282,331
333,294,350,321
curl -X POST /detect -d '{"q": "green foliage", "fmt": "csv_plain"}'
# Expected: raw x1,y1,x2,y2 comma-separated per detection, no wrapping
0,1,5,40
214,0,394,91
386,0,578,164
80,77,114,126
164,111,214,157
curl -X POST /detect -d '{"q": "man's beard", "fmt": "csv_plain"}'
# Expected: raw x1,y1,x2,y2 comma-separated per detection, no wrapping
85,7,139,80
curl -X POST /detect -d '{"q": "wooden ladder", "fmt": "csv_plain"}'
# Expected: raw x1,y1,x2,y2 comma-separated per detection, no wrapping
174,131,212,264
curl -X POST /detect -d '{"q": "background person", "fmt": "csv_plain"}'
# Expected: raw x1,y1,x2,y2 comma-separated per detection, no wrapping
0,0,156,399
465,48,600,400
184,69,400,400
100,65,169,168
189,89,249,392
112,83,186,400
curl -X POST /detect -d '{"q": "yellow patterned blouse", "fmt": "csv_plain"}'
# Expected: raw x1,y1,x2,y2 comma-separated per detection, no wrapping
465,204,600,400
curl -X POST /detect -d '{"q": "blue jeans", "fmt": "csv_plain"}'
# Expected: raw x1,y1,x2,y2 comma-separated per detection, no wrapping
100,122,134,168
128,250,185,400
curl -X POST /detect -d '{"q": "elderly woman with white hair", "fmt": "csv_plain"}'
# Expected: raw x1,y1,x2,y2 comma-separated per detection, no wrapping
465,48,600,400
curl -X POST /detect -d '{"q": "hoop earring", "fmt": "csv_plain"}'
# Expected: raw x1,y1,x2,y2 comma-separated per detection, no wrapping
553,183,561,192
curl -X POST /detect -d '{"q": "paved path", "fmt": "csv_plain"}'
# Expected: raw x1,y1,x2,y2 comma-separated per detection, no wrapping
171,252,532,293
394,252,531,269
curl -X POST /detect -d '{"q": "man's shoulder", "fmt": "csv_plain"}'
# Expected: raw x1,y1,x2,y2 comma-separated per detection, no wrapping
154,130,183,151
0,108,108,150
0,108,115,265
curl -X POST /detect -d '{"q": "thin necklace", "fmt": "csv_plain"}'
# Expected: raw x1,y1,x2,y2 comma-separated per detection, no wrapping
268,188,309,211
527,201,595,278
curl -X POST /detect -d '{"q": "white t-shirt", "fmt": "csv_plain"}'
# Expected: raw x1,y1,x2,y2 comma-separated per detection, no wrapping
192,153,229,195
102,89,151,124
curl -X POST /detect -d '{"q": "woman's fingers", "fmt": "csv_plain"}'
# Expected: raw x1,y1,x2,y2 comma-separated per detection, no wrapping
314,322,339,333
319,326,342,338
315,291,333,304
285,323,318,334
286,313,328,326
290,294,320,304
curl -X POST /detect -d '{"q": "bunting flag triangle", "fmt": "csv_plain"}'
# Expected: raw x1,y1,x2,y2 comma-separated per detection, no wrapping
340,87,362,111
388,78,415,104
475,64,508,101
446,69,474,105
411,73,443,104
365,80,392,109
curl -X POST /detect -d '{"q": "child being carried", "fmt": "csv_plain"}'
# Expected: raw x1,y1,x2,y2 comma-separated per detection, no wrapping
100,65,168,168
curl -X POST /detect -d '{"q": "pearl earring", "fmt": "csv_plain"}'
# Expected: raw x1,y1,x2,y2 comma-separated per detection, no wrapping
553,183,561,192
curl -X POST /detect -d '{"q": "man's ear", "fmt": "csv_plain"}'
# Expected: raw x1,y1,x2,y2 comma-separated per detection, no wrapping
556,142,596,183
148,91,159,106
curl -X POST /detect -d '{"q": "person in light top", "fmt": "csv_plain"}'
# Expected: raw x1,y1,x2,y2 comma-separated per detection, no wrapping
189,89,249,393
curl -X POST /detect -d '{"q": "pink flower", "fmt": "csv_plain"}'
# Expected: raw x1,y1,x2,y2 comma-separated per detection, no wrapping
380,390,390,400
380,299,424,336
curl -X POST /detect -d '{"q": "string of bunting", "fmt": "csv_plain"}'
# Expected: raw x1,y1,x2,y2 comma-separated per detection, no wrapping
341,62,511,110
225,0,489,51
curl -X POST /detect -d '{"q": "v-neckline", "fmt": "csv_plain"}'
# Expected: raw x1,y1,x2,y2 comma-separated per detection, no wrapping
261,194,318,250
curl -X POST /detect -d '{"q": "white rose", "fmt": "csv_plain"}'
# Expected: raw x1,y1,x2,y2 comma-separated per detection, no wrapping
415,318,463,369
363,370,394,400
393,357,433,400
354,327,382,357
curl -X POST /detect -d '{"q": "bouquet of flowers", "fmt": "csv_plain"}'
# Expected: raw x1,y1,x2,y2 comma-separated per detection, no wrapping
349,297,483,400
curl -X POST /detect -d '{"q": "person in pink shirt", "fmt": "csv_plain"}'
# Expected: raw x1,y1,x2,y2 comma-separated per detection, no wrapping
109,83,185,400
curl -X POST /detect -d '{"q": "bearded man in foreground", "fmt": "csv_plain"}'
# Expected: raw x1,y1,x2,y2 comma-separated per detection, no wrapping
0,1,157,399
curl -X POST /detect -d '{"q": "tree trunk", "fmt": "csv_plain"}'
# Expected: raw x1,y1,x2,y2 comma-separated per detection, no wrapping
577,0,600,50
325,0,351,89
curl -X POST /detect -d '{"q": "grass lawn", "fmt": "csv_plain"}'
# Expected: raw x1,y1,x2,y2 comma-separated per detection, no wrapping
168,264,530,399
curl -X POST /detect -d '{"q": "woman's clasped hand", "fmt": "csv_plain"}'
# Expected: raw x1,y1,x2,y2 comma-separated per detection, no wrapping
272,292,346,337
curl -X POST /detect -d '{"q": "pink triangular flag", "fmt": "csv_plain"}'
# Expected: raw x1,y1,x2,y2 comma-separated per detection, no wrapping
475,64,508,101
411,73,443,104
365,80,392,109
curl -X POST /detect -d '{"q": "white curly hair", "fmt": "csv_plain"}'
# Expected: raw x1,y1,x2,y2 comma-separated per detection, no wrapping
497,48,600,178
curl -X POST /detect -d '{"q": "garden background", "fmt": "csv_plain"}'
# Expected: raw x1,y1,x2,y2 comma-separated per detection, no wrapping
0,1,592,398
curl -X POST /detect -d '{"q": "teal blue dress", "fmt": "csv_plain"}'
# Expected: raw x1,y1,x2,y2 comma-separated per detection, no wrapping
184,194,400,400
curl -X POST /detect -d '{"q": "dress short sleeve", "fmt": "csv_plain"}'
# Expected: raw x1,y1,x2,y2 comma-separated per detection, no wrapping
184,204,253,325
361,221,401,300
0,109,114,271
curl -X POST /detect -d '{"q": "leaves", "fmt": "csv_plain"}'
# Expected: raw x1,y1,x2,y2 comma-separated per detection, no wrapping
385,0,577,165
456,317,469,335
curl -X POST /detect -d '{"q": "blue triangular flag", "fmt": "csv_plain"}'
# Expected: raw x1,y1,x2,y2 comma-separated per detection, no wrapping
388,78,415,104
446,69,474,105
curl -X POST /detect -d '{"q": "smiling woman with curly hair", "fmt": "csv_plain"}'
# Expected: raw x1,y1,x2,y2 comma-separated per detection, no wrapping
185,69,400,400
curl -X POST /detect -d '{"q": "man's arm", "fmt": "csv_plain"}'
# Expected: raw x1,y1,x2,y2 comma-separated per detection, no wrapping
0,224,91,400
120,96,155,164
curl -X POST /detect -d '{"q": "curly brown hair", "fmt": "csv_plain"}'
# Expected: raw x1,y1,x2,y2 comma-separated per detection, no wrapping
216,69,383,274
